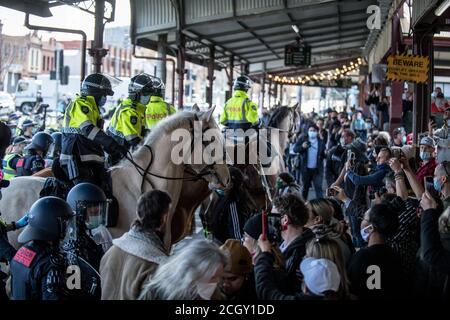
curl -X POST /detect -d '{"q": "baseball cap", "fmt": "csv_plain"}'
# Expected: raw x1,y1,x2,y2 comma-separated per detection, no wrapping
420,136,435,147
220,239,252,276
300,257,341,296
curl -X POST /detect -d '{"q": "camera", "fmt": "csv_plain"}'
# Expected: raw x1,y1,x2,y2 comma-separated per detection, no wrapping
368,187,388,200
262,211,282,243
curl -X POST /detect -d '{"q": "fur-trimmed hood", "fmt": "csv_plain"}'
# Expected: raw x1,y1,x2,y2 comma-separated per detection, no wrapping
112,227,168,264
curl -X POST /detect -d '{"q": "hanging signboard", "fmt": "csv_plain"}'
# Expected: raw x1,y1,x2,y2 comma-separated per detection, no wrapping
386,53,429,83
285,44,311,66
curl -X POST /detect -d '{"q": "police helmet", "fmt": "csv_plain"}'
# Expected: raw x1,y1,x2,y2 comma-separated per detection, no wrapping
81,73,114,97
21,119,36,131
66,183,109,229
25,132,53,155
18,196,73,243
150,77,165,98
128,73,156,99
47,132,62,158
233,75,252,91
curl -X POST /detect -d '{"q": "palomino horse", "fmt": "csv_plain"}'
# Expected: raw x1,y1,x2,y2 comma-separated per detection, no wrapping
0,108,230,249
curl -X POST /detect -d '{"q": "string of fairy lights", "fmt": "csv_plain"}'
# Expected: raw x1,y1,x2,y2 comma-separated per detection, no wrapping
267,57,364,85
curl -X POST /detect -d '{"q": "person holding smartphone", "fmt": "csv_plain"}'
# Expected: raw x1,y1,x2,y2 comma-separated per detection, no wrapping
416,136,438,184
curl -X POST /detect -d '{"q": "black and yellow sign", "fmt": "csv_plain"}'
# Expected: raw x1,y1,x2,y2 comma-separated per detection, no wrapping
386,53,429,83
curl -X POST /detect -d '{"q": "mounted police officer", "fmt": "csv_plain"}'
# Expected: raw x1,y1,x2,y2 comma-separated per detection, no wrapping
60,183,108,299
220,75,259,130
2,136,30,181
145,76,176,130
9,196,72,300
60,73,127,187
107,73,154,164
16,132,53,177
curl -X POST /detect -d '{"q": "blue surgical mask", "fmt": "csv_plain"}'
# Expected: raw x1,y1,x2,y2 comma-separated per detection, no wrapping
420,151,430,161
98,96,107,107
308,131,318,139
360,224,372,242
434,178,442,193
86,215,102,230
402,136,407,144
447,119,450,127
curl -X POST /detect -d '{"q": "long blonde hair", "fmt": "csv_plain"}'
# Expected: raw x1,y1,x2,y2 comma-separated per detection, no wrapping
305,237,350,298
139,239,228,300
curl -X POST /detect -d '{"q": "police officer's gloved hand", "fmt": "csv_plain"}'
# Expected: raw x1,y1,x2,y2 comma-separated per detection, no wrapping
15,213,29,229
108,141,128,159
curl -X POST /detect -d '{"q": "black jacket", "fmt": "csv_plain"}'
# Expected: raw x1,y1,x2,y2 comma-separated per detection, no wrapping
282,228,315,291
254,252,322,300
415,208,450,300
293,136,326,172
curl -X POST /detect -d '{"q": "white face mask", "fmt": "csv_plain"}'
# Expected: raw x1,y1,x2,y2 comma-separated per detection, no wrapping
196,282,217,300
360,224,372,242
340,137,346,147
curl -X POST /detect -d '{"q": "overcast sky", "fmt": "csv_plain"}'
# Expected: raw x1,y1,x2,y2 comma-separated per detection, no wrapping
0,0,130,40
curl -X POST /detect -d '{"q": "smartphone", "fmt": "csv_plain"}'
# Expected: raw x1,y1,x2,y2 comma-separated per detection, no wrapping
424,176,439,199
261,210,267,241
327,188,337,197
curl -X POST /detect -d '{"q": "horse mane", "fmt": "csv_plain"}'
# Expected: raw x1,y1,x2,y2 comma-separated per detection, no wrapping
143,111,197,146
267,106,291,127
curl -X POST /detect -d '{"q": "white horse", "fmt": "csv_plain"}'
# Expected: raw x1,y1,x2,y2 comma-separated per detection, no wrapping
0,108,230,249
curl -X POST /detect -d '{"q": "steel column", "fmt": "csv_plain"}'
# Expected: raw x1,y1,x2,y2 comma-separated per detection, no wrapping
157,34,168,85
207,45,215,108
90,0,107,73
413,29,434,142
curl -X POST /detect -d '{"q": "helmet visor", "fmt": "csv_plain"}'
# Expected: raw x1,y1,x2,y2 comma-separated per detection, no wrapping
77,200,109,229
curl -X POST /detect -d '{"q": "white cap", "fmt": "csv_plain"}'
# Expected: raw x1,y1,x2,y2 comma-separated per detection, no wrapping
420,136,435,148
300,257,341,296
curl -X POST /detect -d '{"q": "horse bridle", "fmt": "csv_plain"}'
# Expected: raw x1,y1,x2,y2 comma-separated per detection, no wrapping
123,116,221,192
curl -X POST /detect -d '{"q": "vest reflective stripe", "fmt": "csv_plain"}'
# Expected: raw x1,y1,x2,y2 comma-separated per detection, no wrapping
61,127,82,134
2,153,18,180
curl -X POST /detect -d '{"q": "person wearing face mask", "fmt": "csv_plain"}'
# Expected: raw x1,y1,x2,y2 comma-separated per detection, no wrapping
432,162,450,210
60,73,127,187
351,112,366,140
347,203,405,299
1,136,30,181
139,239,227,300
294,124,326,200
106,74,156,165
391,127,406,147
415,136,437,185
101,190,172,300
145,77,176,130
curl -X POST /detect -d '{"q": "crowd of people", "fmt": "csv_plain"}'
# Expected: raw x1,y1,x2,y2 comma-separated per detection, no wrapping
1,71,450,301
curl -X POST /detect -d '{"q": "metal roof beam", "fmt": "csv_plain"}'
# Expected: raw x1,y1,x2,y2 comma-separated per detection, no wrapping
235,20,281,59
201,8,369,39
227,30,368,51
234,34,367,55
215,18,367,45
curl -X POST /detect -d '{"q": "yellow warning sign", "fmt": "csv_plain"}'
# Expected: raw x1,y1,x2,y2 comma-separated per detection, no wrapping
386,53,429,83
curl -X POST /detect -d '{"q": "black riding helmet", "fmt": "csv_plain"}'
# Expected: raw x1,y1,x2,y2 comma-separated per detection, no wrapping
66,183,109,229
150,76,165,98
128,73,156,102
233,75,252,91
80,73,114,97
18,196,73,243
24,132,53,156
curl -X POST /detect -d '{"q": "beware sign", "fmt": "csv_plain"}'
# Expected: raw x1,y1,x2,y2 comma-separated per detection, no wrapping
386,53,429,83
